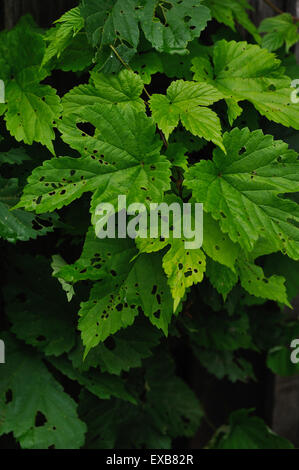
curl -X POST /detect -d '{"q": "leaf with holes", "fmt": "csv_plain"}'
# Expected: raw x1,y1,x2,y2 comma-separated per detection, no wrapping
0,334,86,449
15,104,171,215
185,127,299,259
70,317,161,375
192,39,299,128
138,0,211,54
0,177,58,243
79,253,173,355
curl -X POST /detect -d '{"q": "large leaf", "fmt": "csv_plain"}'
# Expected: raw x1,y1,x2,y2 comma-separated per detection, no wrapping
70,318,161,375
16,104,171,215
185,128,299,260
259,13,299,53
79,253,173,355
213,409,294,449
0,334,86,449
203,0,259,42
3,255,76,357
149,80,224,149
42,7,85,67
137,0,211,54
0,17,62,152
81,0,211,59
192,39,299,128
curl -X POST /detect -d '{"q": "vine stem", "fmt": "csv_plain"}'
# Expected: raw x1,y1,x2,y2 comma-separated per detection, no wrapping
263,0,299,22
109,44,168,148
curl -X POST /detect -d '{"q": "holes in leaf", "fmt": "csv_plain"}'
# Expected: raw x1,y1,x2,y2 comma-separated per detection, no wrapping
153,309,161,319
268,84,276,92
116,303,123,311
104,337,116,350
76,122,96,136
5,389,12,404
151,285,157,294
239,146,246,155
110,270,117,277
35,411,47,427
36,335,46,342
184,271,192,278
179,263,183,270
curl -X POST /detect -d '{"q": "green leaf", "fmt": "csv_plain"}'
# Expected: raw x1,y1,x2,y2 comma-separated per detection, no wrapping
267,345,299,377
202,212,239,271
259,14,299,53
62,69,145,115
51,255,75,302
150,80,224,149
145,352,203,437
49,356,136,403
3,255,76,357
0,147,30,166
16,104,171,214
42,7,85,67
185,128,299,260
54,226,136,284
203,0,260,43
213,409,294,449
79,253,173,355
192,39,299,128
0,177,58,243
0,18,62,152
79,392,171,449
206,259,238,300
138,0,211,54
0,334,86,449
196,349,255,382
70,318,161,375
237,257,290,307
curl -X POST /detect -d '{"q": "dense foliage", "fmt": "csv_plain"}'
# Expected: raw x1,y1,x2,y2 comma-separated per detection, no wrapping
0,0,299,449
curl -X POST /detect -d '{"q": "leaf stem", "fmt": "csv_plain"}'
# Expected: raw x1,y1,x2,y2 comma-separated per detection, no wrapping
263,0,299,22
109,44,168,148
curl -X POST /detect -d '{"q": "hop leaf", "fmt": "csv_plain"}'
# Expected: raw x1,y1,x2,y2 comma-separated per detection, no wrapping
0,18,62,152
259,13,299,53
149,80,224,149
0,334,86,449
185,128,299,260
192,39,299,128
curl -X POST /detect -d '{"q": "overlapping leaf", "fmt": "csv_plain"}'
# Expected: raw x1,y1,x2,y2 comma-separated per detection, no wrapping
0,17,62,152
16,103,171,215
259,13,299,53
0,334,86,449
150,80,224,149
192,39,299,128
185,127,299,260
